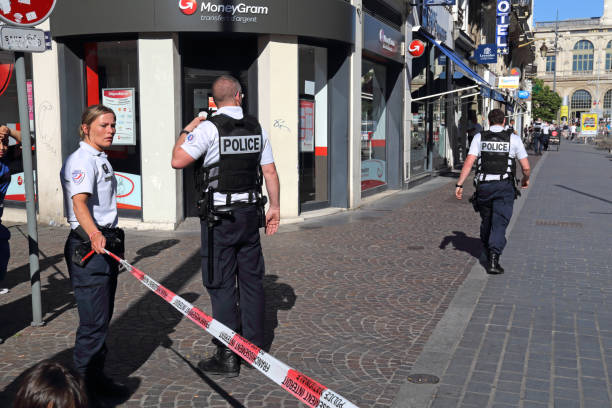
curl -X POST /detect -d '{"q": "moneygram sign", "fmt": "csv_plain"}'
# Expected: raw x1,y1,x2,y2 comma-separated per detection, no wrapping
183,1,270,23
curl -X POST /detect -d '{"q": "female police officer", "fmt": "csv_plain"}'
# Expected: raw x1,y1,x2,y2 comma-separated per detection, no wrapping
60,105,129,398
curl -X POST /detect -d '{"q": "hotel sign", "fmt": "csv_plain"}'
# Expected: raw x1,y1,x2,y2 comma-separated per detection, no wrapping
496,0,510,54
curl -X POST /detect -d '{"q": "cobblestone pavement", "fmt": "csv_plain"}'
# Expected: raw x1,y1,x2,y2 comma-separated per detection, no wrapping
426,143,612,408
0,156,535,407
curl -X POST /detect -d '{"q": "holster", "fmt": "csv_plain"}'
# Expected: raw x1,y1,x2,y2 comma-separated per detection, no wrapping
257,195,268,228
71,225,125,267
469,179,480,213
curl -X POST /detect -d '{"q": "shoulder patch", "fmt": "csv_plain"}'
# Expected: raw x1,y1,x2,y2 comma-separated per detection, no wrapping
71,169,86,185
186,133,195,143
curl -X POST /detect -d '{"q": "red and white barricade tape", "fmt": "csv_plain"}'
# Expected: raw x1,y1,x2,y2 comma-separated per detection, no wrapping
104,250,359,408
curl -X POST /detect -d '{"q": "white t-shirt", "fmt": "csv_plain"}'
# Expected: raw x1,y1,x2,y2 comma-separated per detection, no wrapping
180,106,275,206
468,125,528,182
60,141,118,229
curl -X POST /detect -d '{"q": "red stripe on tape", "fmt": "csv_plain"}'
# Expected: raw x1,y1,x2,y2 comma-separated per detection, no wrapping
186,307,213,330
229,335,261,364
281,370,326,407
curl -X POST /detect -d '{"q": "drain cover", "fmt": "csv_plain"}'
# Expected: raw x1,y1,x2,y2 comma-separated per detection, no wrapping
407,374,440,384
535,220,583,228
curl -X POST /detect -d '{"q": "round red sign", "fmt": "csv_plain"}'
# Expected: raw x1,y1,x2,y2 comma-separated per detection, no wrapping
0,0,56,27
179,0,198,15
408,40,425,58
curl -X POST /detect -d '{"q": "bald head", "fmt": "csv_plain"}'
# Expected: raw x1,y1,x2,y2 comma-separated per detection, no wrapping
212,75,242,107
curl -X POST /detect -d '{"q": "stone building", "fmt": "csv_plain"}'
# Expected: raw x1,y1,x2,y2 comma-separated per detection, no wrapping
534,0,612,122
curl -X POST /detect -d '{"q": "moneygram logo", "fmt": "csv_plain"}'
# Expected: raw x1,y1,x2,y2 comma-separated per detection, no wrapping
179,0,198,15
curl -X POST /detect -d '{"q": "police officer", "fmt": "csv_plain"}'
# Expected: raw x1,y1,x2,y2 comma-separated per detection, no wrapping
455,108,530,274
60,105,129,398
532,118,543,155
171,75,280,377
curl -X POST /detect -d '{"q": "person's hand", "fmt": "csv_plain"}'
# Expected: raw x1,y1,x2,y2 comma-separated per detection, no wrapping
521,177,529,189
455,186,464,200
0,125,9,138
184,116,207,133
90,231,107,254
265,207,280,235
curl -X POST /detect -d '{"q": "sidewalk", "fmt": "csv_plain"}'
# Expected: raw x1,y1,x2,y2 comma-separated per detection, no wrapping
409,143,612,408
0,158,535,407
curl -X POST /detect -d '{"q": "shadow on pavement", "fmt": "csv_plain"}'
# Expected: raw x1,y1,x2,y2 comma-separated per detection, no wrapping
439,230,483,259
554,184,612,205
262,275,297,351
2,252,65,290
129,239,181,266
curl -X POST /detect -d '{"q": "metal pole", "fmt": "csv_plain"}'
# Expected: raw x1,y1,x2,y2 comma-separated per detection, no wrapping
14,52,43,326
552,9,558,93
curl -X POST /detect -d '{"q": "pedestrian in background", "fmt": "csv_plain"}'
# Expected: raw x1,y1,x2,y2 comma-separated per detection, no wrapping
13,360,88,408
454,109,530,274
532,118,543,155
171,75,280,377
60,105,129,398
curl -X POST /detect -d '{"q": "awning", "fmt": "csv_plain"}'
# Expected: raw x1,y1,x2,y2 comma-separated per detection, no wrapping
418,29,490,89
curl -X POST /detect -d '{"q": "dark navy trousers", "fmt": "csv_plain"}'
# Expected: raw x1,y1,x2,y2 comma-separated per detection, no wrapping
0,224,10,283
64,232,118,378
477,181,515,256
200,205,265,348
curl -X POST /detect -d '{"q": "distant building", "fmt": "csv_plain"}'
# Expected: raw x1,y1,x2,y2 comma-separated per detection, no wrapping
534,0,612,121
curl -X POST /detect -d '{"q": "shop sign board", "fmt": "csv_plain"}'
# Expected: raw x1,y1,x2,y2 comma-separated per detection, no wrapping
560,105,569,118
102,88,136,146
408,40,425,57
0,26,45,52
498,76,519,89
0,0,56,27
299,99,314,153
496,0,510,55
517,90,530,99
422,5,448,44
363,13,403,63
475,44,497,64
509,67,521,77
580,113,597,135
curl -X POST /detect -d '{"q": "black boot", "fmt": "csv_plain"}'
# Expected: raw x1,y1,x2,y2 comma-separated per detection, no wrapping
86,373,131,398
197,345,239,378
487,252,505,275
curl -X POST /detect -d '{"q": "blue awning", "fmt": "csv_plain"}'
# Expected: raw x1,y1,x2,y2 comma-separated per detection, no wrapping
419,29,490,89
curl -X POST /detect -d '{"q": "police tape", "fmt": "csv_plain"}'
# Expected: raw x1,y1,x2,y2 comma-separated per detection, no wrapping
103,250,359,408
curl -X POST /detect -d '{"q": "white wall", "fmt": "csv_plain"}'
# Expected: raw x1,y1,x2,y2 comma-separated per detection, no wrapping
138,34,182,227
32,20,64,226
257,35,299,219
349,0,363,207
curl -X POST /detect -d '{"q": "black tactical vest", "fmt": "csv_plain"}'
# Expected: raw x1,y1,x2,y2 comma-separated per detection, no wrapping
477,130,515,179
196,114,264,203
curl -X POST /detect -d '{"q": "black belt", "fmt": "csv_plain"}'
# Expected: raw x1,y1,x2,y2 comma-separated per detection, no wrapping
479,178,511,184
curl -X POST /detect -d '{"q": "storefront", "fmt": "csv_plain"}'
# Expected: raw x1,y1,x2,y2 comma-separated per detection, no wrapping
0,51,34,213
26,0,356,227
361,12,403,196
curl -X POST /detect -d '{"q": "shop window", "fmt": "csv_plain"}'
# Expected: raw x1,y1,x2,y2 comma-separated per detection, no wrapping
604,90,612,118
572,40,594,74
0,51,35,206
298,45,328,209
85,40,142,216
361,61,387,192
570,89,592,121
409,55,428,177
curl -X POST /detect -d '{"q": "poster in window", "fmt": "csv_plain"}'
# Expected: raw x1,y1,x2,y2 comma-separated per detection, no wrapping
102,88,136,146
299,100,315,152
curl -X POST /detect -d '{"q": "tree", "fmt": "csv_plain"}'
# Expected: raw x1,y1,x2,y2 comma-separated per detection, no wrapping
532,79,562,122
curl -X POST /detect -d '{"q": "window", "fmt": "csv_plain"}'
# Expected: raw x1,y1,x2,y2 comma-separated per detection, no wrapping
604,89,612,110
361,60,387,192
571,89,592,110
572,40,594,73
606,41,612,72
546,55,556,73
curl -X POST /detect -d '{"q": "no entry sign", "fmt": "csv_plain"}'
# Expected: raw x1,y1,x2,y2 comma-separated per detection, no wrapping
408,40,425,57
0,0,56,27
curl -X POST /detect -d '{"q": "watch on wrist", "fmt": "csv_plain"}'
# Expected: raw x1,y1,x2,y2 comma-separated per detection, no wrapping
456,184,463,188
180,129,189,136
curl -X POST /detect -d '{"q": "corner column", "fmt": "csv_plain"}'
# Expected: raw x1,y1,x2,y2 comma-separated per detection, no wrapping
257,35,299,219
138,34,183,227
349,0,363,208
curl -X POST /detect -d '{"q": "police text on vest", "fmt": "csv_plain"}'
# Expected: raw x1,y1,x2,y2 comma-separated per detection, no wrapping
220,135,261,155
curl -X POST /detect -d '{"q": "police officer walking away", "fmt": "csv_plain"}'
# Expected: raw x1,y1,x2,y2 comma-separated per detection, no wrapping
455,109,530,274
171,75,280,377
60,105,129,398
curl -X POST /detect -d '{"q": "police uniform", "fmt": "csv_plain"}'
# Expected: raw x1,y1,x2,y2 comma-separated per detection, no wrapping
532,121,543,154
469,125,527,269
181,106,273,352
60,141,120,381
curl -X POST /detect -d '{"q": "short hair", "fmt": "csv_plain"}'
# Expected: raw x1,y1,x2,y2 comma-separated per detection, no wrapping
79,104,115,140
212,75,242,105
488,109,505,126
14,360,88,408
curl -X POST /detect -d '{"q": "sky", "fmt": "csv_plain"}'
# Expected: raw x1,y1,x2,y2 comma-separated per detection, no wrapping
533,0,604,22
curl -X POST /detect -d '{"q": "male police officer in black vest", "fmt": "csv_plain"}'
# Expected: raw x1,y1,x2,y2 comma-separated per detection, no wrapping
171,75,280,377
455,109,530,274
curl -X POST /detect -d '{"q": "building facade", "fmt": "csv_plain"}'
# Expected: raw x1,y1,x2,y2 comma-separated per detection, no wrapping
534,0,612,122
